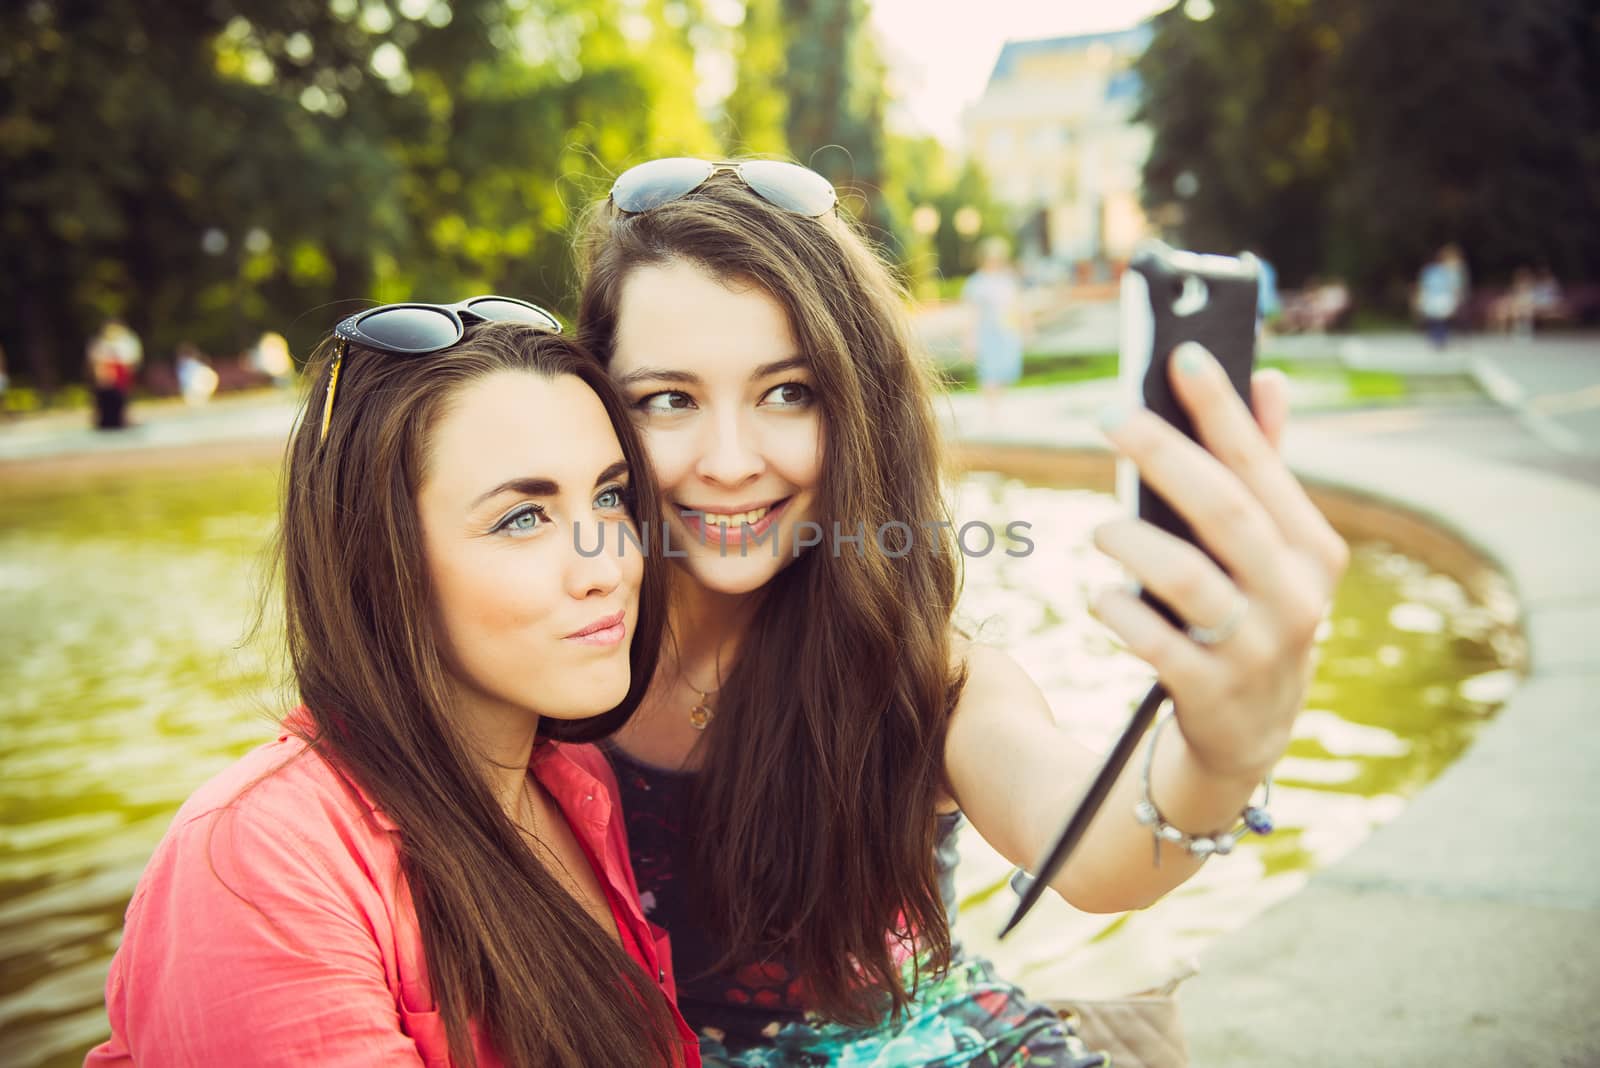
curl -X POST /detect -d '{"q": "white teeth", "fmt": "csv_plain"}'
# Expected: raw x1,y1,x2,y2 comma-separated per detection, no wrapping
703,504,773,528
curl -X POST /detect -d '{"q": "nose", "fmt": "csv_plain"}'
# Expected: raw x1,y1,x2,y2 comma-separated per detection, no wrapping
565,522,626,601
694,406,763,488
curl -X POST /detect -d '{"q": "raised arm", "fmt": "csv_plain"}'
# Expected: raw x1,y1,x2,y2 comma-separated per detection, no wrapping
944,347,1347,914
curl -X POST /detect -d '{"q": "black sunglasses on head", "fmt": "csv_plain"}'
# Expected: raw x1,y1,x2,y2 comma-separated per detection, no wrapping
319,295,562,446
609,158,838,218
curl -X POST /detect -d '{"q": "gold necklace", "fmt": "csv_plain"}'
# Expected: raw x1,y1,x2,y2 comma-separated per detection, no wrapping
680,648,725,731
686,681,717,730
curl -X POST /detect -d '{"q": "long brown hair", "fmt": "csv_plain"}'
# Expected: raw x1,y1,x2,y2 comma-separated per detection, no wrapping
577,174,968,1025
280,321,679,1066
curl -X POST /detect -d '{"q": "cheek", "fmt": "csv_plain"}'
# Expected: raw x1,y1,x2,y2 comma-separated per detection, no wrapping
619,533,645,593
639,426,696,492
432,547,553,645
771,415,824,491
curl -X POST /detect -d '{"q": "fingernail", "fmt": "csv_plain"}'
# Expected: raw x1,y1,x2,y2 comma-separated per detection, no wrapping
1175,342,1210,375
1098,401,1130,432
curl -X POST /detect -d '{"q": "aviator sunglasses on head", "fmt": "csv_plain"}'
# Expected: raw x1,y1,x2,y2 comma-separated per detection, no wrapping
608,158,838,218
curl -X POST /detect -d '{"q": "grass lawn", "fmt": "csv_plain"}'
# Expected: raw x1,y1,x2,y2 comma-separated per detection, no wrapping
940,350,1476,408
938,351,1121,392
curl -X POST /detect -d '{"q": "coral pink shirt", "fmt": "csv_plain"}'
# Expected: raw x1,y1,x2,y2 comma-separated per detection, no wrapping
85,719,700,1067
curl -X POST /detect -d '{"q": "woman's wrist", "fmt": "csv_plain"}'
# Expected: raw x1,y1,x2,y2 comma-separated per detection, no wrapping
1142,709,1277,854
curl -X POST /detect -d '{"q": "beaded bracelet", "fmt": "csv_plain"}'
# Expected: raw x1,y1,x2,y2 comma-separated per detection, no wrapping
1134,706,1275,867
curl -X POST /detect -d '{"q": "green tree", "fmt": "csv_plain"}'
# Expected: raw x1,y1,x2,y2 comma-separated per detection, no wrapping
0,0,717,390
1137,0,1354,287
1328,0,1598,294
1137,0,1600,300
0,0,497,383
378,0,717,313
880,134,1008,280
722,0,789,154
778,0,888,230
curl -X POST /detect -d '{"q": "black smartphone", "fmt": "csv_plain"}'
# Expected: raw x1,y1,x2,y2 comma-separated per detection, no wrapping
1117,241,1261,623
1000,241,1261,938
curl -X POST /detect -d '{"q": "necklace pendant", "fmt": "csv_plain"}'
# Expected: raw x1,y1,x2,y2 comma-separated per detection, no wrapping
688,700,713,730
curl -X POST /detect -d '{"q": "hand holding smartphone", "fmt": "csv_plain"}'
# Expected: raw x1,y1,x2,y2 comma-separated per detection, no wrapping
1117,242,1261,622
1000,241,1262,937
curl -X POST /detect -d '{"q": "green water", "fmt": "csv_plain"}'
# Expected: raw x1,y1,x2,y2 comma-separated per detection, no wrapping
0,462,1523,1065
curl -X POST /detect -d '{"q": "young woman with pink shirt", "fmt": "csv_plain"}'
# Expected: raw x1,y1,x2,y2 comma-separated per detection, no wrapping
87,311,699,1067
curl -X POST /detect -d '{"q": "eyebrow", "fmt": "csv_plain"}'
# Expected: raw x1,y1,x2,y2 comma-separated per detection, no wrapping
614,355,811,388
471,460,629,508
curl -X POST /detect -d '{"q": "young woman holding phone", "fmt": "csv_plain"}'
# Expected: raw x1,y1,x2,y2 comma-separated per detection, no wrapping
574,160,1347,1065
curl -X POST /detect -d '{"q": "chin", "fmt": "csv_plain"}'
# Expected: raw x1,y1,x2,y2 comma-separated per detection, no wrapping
681,543,812,601
537,667,633,722
681,559,780,601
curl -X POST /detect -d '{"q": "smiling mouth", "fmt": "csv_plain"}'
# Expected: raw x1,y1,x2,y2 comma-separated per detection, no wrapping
677,497,793,543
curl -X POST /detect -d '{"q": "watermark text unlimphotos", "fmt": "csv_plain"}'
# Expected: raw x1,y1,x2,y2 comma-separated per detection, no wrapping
573,515,1035,559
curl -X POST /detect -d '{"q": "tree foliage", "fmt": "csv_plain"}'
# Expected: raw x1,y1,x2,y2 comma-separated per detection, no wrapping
726,0,1000,264
722,0,788,155
1,0,999,391
0,0,713,387
778,0,887,229
1137,0,1600,299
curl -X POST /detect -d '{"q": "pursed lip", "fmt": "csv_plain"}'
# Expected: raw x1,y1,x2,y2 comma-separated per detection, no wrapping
565,610,625,639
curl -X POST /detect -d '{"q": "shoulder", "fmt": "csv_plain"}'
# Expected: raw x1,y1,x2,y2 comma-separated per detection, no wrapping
149,730,394,902
172,730,370,839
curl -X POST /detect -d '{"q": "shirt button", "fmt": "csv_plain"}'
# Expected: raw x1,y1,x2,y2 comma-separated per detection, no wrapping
585,794,594,803
658,968,666,983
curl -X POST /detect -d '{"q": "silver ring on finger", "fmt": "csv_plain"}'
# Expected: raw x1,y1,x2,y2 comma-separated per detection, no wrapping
1186,590,1248,647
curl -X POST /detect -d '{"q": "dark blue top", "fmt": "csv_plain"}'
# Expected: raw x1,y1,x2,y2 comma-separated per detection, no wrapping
606,745,965,1048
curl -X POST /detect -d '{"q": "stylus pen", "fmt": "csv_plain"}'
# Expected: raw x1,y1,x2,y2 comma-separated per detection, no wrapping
998,680,1169,938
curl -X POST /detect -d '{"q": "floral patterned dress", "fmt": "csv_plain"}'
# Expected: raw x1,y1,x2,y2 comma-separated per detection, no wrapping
607,747,1108,1067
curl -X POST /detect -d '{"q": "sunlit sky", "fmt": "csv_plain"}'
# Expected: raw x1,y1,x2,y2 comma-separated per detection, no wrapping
868,0,1176,146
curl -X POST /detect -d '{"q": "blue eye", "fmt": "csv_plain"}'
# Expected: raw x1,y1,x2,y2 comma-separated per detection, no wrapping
638,390,694,414
760,382,814,408
494,504,547,536
595,484,631,511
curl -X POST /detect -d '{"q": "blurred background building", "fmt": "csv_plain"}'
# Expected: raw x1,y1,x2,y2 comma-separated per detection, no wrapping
962,26,1152,281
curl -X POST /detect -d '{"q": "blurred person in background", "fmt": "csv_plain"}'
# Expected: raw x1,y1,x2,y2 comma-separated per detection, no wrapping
251,329,295,387
86,316,697,1068
86,319,141,429
1255,255,1281,339
1416,244,1469,349
1529,267,1566,327
174,342,219,406
962,235,1029,422
577,159,1346,1066
1488,268,1538,338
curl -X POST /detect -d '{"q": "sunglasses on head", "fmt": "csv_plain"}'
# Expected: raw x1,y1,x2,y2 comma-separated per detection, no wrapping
318,295,562,446
609,158,838,218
